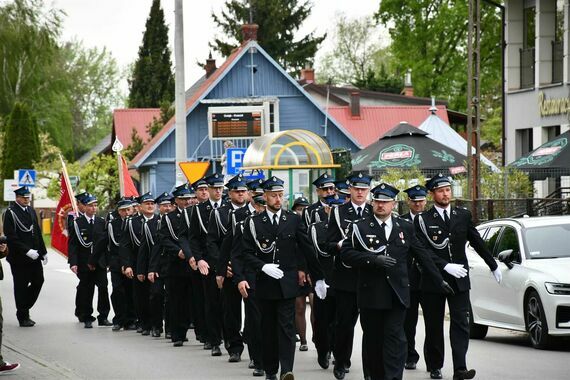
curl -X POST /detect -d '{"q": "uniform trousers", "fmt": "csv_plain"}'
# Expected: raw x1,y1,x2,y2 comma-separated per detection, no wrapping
9,261,44,322
190,269,206,341
333,289,358,369
222,278,244,355
243,290,263,369
110,271,136,326
312,293,336,357
403,290,421,364
134,279,151,330
202,272,222,346
166,275,191,342
149,276,166,331
77,268,110,322
360,306,407,380
421,290,470,372
258,297,296,377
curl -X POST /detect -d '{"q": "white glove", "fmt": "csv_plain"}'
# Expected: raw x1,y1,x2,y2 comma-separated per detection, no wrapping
262,264,284,280
26,249,39,260
444,263,468,278
314,280,329,300
492,268,502,283
42,255,48,266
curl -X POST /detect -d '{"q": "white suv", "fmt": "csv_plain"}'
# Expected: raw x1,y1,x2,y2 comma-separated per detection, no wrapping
467,216,570,349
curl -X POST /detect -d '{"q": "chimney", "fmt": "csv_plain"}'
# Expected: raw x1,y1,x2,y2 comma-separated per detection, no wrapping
350,91,361,117
205,52,217,78
241,24,259,43
300,66,315,84
401,68,414,97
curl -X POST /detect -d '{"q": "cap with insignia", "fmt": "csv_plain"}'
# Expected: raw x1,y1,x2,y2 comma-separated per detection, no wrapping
129,196,140,207
403,185,428,201
334,179,351,195
425,173,452,191
75,190,89,203
116,197,133,209
154,192,174,205
225,174,248,191
172,183,192,198
14,186,32,198
312,173,335,189
324,193,345,206
261,176,285,192
80,193,97,205
246,178,265,194
192,178,208,190
292,196,310,208
137,192,154,204
371,183,400,201
204,173,224,188
253,194,266,205
346,172,372,189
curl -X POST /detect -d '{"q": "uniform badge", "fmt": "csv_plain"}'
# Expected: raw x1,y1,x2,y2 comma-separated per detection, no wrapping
375,240,380,244
433,236,438,241
370,222,374,227
438,230,442,234
282,215,287,221
262,243,267,248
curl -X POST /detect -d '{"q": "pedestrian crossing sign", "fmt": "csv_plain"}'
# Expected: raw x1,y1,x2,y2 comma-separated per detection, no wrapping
18,169,36,187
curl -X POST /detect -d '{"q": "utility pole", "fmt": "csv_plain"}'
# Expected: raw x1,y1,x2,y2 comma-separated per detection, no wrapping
174,0,187,185
467,0,481,219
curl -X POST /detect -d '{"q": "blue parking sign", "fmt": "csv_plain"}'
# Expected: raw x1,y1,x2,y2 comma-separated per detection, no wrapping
226,148,248,175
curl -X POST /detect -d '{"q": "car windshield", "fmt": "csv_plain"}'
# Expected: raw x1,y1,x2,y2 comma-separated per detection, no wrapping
523,223,570,259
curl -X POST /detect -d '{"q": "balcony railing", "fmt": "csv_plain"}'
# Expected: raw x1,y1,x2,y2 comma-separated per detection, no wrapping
552,40,563,83
520,47,535,89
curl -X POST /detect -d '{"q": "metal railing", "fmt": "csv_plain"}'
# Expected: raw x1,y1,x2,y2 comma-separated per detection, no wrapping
552,40,563,83
520,47,535,89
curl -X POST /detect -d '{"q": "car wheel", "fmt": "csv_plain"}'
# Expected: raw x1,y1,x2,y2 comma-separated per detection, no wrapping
469,303,488,339
525,290,552,349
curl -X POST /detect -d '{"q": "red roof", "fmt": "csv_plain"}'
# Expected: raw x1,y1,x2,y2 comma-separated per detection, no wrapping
131,42,248,167
113,108,161,147
327,106,450,148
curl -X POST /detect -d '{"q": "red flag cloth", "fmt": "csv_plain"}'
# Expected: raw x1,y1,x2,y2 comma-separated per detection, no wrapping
51,174,74,257
120,155,139,197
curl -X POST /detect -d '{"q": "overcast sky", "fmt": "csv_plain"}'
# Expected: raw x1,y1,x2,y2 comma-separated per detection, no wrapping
46,0,381,92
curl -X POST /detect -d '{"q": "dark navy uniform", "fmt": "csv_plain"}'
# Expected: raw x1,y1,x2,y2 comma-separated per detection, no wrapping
138,212,162,335
68,204,110,325
341,183,447,380
3,186,47,325
414,174,498,379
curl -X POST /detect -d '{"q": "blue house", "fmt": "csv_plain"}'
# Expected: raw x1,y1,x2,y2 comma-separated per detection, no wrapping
130,32,361,195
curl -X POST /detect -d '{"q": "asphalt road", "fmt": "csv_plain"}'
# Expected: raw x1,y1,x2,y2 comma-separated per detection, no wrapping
1,250,568,379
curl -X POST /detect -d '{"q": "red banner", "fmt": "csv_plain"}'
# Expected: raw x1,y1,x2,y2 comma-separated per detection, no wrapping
120,155,139,198
51,173,74,257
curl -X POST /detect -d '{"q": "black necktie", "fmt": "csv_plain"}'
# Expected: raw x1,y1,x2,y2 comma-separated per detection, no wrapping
213,202,218,209
380,222,387,240
357,206,362,218
90,218,94,225
443,209,450,227
272,213,278,226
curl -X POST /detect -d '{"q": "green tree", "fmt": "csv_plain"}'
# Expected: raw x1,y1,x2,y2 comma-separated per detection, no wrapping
375,1,502,114
210,0,325,74
123,128,145,160
1,102,41,179
379,167,427,201
128,0,174,108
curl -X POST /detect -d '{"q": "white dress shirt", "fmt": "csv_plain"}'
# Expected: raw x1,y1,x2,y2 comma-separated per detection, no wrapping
374,215,393,241
266,209,282,225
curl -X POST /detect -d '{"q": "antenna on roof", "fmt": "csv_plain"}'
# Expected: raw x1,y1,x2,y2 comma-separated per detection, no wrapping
248,0,253,24
429,96,437,114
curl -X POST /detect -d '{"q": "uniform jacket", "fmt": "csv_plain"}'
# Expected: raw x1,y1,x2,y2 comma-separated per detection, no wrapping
309,219,335,286
241,209,321,300
400,212,422,291
119,214,145,270
206,203,239,275
189,200,226,263
137,214,161,276
159,207,192,277
327,202,372,292
413,205,498,293
68,215,107,272
218,204,253,279
341,215,444,309
230,218,257,289
301,201,328,232
107,216,127,272
3,203,47,266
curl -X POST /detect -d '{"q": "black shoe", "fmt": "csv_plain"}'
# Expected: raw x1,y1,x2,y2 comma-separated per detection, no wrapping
136,326,143,333
453,369,476,380
28,318,36,325
265,375,277,380
125,323,137,331
211,345,222,356
248,360,256,369
18,319,34,327
77,317,85,323
112,324,121,331
317,352,330,369
173,341,183,347
204,342,212,350
430,369,443,379
98,319,113,327
152,329,161,337
253,368,265,377
281,372,294,380
84,320,93,329
183,337,189,342
141,329,150,336
228,353,241,362
405,361,417,370
165,332,172,339
333,365,346,380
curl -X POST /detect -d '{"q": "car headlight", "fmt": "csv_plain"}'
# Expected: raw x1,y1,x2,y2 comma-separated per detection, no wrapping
545,282,570,295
